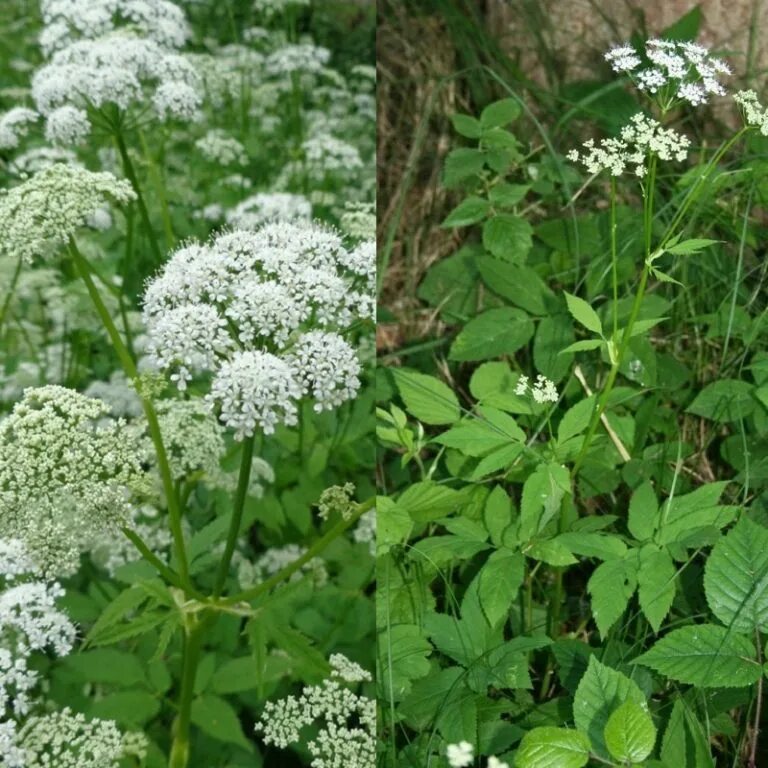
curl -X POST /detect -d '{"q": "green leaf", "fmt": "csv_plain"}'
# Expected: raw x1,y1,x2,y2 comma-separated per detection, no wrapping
660,698,715,768
89,691,160,726
564,292,602,336
211,656,261,694
476,256,552,315
470,442,525,480
637,544,676,632
84,584,149,647
489,182,529,207
588,556,637,637
191,695,254,751
475,549,525,626
515,727,591,768
398,667,466,730
442,196,490,228
687,379,756,423
557,531,627,561
480,98,521,128
559,339,603,354
482,214,533,262
628,481,658,541
519,462,571,541
604,699,657,764
377,497,412,552
418,245,483,321
443,148,486,187
528,537,578,566
377,624,432,700
435,414,523,457
392,369,461,424
557,396,596,444
534,314,575,381
574,656,646,761
450,113,482,138
62,649,147,687
449,307,534,362
703,516,768,634
394,482,462,523
665,238,718,255
634,624,761,687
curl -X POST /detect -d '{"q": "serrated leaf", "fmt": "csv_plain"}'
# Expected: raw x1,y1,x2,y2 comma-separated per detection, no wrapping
443,148,486,186
574,656,646,760
528,537,578,566
564,292,602,336
703,516,768,634
191,695,254,751
475,549,524,626
557,531,627,561
89,691,160,726
480,98,521,128
687,379,756,423
588,556,637,637
660,698,715,768
628,481,658,541
450,113,482,138
519,462,571,541
449,307,534,362
84,585,149,647
442,195,490,228
559,339,603,354
634,624,761,687
489,182,529,207
391,369,461,424
604,699,657,763
211,656,260,694
666,238,718,255
482,214,533,261
637,544,676,632
557,396,596,444
470,442,525,480
378,624,432,700
515,727,591,768
62,649,147,687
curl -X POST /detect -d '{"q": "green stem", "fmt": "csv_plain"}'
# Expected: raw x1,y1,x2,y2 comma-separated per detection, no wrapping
168,617,212,768
121,527,183,589
0,256,23,336
222,497,375,606
610,176,618,341
69,239,191,590
212,434,255,597
138,128,175,249
114,130,163,266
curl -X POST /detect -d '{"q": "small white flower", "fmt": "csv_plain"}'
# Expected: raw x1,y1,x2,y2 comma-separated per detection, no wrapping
488,758,509,768
447,741,474,768
532,374,558,404
515,375,529,396
734,89,768,135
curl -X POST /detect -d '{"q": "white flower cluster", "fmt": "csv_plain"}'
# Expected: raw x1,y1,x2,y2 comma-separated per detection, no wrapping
195,129,248,166
0,107,38,150
303,133,364,175
567,112,690,177
7,146,79,176
605,39,730,107
446,742,509,768
264,42,330,78
353,508,376,555
340,201,376,240
237,543,328,589
255,653,375,768
253,0,310,17
0,386,149,575
39,0,190,54
734,90,768,135
142,222,373,437
515,374,559,404
31,32,202,133
0,164,135,263
225,192,312,229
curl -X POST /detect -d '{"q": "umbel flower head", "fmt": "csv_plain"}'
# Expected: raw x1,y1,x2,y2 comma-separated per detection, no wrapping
0,164,135,263
605,38,731,108
142,222,374,438
0,386,149,576
567,112,690,177
734,90,768,135
255,653,375,768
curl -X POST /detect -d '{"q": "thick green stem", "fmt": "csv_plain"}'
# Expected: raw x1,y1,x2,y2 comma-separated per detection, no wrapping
114,131,163,266
222,497,375,605
0,256,23,336
69,240,191,589
168,617,212,768
138,129,175,249
212,434,255,597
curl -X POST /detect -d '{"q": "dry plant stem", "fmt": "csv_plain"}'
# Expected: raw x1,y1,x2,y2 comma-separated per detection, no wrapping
69,239,192,590
212,433,255,597
114,130,164,266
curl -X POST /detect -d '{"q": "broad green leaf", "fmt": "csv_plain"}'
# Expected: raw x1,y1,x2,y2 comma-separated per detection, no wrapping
394,482,462,522
418,245,483,320
528,537,578,566
449,307,534,362
442,195,490,227
489,182,529,207
634,624,761,687
604,699,657,764
629,317,668,336
469,361,533,414
519,462,571,540
666,238,718,255
559,339,603,354
61,649,146,687
211,656,260,694
476,257,552,315
399,667,466,730
687,379,756,423
392,369,461,424
479,405,526,442
435,417,521,457
377,624,432,700
450,113,482,138
660,698,715,768
656,482,734,545
377,497,412,552
533,314,575,382
628,481,658,541
637,544,676,632
89,691,160,726
470,442,525,480
475,549,525,626
557,396,596,445
482,214,533,262
574,656,646,760
564,292,602,336
484,485,515,545
587,556,637,637
411,535,490,568
558,531,627,561
191,695,254,751
84,584,148,647
515,727,590,768
443,148,486,186
703,516,768,633
480,98,521,128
